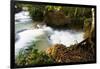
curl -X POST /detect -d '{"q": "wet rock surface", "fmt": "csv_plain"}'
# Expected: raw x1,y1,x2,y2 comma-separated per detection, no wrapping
45,43,95,63
44,11,71,27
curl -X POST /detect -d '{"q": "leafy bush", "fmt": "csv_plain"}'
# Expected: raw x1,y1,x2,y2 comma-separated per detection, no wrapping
15,42,54,66
29,8,44,21
27,5,45,22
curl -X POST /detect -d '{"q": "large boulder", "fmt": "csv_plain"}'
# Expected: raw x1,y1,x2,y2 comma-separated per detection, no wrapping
44,10,71,27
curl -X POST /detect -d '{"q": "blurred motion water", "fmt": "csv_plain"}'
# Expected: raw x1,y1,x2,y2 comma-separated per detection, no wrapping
15,11,84,55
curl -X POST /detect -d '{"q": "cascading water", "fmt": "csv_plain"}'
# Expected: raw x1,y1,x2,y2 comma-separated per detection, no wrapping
50,30,84,47
15,11,84,56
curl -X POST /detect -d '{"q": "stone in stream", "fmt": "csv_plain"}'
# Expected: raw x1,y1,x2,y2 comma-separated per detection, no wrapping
44,10,71,27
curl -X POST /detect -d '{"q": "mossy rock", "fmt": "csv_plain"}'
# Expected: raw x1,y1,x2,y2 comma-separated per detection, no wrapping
44,10,71,27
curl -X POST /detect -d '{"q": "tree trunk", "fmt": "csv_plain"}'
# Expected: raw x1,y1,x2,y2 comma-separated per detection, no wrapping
74,8,78,16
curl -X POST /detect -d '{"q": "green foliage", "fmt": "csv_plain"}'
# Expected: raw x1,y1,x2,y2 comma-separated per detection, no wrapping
30,8,44,21
15,3,92,30
15,41,54,66
16,3,92,22
45,5,62,11
28,5,45,21
62,7,92,18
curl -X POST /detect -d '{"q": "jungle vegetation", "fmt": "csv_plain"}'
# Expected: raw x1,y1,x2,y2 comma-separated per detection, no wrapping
15,3,96,66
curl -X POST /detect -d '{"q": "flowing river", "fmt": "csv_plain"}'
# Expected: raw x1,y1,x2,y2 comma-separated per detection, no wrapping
15,11,84,55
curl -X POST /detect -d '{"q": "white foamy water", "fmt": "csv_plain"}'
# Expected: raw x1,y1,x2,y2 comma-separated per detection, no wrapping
15,11,84,56
15,26,84,55
15,11,32,24
50,30,84,47
15,27,53,55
